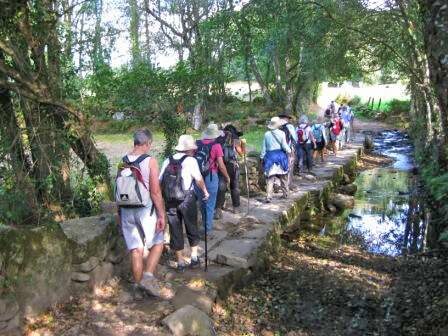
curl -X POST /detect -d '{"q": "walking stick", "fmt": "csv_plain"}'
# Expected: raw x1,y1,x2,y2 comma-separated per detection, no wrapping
241,139,250,215
203,200,208,272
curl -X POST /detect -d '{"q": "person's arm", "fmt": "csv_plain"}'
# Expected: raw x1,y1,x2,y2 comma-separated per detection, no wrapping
260,134,267,159
309,128,316,147
281,131,292,154
322,125,328,143
217,157,230,183
234,139,244,156
149,158,166,232
190,158,209,200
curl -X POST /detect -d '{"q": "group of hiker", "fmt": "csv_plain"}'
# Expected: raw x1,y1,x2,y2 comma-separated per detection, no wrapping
115,124,245,300
261,102,354,202
114,100,354,301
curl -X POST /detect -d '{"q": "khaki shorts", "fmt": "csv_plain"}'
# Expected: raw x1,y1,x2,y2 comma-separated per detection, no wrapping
120,206,164,250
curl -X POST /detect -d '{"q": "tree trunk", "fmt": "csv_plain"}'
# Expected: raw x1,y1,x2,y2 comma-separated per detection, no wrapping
420,0,448,156
129,0,141,64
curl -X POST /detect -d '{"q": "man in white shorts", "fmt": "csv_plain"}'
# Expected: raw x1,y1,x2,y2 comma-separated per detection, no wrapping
118,129,174,300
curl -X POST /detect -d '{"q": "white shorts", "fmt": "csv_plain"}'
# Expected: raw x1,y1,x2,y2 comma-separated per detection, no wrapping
120,207,164,250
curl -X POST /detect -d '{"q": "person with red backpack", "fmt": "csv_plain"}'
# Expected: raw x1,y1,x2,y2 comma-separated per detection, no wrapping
159,135,209,272
196,123,230,233
116,129,174,300
328,113,343,156
296,115,316,173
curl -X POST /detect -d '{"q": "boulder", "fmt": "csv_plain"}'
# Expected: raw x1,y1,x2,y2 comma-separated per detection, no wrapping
172,286,216,314
327,203,337,214
364,135,374,151
0,226,73,317
339,184,358,196
71,272,90,282
328,193,355,210
89,262,114,288
0,314,20,334
74,256,100,273
162,305,215,336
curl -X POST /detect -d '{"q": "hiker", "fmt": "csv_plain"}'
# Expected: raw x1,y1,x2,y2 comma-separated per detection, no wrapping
296,115,316,173
115,129,174,300
341,104,354,144
311,116,327,163
215,124,244,219
159,135,210,272
279,114,298,190
260,117,291,203
329,101,337,115
329,113,343,155
196,123,230,232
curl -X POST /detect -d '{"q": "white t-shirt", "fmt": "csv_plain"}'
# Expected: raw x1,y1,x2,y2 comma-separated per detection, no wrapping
126,155,151,188
159,153,202,190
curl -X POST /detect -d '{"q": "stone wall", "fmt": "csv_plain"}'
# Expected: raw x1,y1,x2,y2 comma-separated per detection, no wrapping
239,153,264,196
0,214,126,335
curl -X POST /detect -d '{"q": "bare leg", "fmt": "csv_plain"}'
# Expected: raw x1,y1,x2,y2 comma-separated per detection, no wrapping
266,176,274,200
130,248,144,283
175,250,184,264
280,174,289,198
144,243,163,274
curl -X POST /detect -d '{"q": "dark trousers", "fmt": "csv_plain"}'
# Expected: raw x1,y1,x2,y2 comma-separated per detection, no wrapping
216,161,241,209
297,143,314,171
166,192,199,251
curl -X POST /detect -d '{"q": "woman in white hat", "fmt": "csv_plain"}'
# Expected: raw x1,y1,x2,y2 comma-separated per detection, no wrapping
196,123,230,233
159,135,209,272
260,117,292,203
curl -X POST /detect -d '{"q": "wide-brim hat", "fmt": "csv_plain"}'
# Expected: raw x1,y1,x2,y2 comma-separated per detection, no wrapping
175,134,197,151
278,113,293,119
267,117,283,130
202,123,224,139
224,124,243,137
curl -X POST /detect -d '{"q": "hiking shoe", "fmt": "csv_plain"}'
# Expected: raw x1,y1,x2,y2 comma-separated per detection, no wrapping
214,208,223,220
131,283,146,301
140,277,175,300
189,258,201,269
231,206,241,214
176,263,186,273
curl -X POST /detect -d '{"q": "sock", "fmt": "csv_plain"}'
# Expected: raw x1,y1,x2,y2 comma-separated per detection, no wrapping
143,272,154,280
191,247,198,261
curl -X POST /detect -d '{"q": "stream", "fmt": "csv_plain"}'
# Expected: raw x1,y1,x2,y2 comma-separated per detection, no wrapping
317,130,429,256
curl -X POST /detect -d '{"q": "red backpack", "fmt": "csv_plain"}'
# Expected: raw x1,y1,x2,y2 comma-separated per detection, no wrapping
332,119,342,136
297,126,308,144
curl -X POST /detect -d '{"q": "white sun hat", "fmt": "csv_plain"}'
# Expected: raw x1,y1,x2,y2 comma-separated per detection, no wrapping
175,135,198,151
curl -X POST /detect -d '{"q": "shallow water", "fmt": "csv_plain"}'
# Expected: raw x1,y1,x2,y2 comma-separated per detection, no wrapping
317,130,427,256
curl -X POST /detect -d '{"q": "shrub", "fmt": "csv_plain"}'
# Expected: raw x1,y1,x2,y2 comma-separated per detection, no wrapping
349,95,362,107
387,99,410,115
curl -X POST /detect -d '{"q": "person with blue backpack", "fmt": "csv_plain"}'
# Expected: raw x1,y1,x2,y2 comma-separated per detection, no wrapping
311,116,328,163
196,123,230,233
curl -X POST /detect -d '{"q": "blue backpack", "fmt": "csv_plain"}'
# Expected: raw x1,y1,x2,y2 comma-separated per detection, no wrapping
312,124,324,142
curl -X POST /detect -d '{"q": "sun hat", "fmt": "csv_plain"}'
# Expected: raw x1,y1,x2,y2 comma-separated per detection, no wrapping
278,113,293,119
267,117,283,130
202,123,224,139
175,135,197,151
223,124,243,137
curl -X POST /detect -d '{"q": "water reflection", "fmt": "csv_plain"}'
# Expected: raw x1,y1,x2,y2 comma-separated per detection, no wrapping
318,130,427,256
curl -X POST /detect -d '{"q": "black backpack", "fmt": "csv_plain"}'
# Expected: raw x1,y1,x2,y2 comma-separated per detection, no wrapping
195,140,213,177
161,155,188,204
222,132,237,163
280,123,297,147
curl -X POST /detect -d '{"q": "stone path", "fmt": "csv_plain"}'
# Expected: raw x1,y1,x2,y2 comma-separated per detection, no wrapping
151,133,365,335
24,132,367,336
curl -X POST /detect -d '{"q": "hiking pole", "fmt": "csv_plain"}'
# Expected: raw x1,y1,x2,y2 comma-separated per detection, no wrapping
241,139,250,215
204,200,208,272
